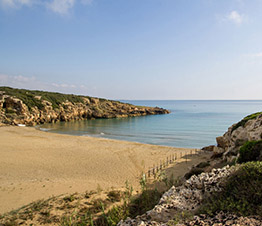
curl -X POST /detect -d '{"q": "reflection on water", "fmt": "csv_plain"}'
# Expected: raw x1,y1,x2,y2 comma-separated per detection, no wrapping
38,100,262,148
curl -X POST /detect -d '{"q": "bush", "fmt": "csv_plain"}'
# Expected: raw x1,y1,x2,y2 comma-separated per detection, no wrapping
237,140,262,163
128,188,162,218
0,86,86,110
199,161,262,216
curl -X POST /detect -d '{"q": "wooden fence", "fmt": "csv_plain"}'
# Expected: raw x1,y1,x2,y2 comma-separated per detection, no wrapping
146,148,205,178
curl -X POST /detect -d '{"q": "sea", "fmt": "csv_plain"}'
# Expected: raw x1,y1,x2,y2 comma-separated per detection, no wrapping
38,100,262,149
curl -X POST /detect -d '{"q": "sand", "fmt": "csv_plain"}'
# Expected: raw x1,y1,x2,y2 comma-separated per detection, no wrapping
0,126,209,214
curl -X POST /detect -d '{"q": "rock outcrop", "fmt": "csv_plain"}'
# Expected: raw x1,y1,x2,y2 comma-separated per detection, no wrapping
202,113,262,162
0,87,170,126
119,113,262,226
180,212,262,226
118,166,236,226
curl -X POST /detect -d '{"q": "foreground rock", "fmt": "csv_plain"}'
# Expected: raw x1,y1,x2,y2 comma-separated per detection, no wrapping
181,212,262,226
118,166,236,225
119,214,262,226
0,87,170,126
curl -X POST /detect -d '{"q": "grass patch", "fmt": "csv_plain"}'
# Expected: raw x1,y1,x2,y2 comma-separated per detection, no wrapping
199,161,262,216
0,173,179,226
63,194,77,202
107,190,122,202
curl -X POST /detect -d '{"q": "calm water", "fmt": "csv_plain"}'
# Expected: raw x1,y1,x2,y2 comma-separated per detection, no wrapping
38,100,262,148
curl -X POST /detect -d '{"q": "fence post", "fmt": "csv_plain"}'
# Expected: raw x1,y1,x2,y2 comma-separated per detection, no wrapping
153,164,155,176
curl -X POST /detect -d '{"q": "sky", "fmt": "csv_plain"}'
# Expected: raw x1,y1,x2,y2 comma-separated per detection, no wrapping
0,0,262,100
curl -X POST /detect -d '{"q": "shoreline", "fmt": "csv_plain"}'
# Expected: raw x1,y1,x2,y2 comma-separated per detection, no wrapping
0,126,207,214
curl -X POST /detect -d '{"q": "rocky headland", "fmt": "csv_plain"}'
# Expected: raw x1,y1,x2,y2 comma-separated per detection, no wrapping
0,87,169,126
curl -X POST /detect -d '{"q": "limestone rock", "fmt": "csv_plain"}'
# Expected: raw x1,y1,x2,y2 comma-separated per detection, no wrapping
0,92,170,126
118,166,235,226
207,113,262,162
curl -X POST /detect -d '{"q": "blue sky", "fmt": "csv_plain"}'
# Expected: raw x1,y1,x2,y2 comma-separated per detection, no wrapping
0,0,262,100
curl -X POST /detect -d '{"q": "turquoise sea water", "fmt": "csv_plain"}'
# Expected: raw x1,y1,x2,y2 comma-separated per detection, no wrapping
39,100,262,148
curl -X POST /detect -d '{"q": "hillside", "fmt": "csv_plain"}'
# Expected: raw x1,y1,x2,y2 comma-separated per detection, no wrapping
0,87,169,126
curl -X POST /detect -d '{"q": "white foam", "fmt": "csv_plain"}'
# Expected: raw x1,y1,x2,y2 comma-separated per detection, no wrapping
39,128,52,132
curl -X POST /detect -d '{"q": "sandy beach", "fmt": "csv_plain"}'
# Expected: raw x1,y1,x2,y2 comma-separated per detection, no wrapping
0,126,208,214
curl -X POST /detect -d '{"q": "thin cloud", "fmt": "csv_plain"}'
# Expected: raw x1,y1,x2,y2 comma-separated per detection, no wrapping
0,0,92,14
0,74,88,95
47,0,75,15
52,83,77,88
0,0,32,8
227,11,245,25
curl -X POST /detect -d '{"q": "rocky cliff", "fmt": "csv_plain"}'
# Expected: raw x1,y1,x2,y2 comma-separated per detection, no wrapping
203,112,262,162
0,87,170,126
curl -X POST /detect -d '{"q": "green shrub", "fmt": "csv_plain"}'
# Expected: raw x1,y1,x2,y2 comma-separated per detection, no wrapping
0,86,86,110
232,112,262,132
199,161,262,216
128,188,162,218
237,140,262,163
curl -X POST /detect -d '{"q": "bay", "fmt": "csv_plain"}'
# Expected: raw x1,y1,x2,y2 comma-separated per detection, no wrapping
38,100,262,148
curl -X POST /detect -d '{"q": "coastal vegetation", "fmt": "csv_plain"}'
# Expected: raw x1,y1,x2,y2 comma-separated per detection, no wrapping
0,86,86,110
0,86,170,126
238,140,262,163
232,112,262,132
199,161,262,216
0,173,178,226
